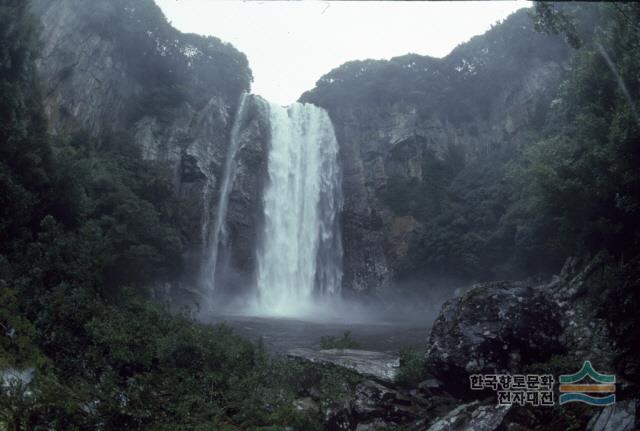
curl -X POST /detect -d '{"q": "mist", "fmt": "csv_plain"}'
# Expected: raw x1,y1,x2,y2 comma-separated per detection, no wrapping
3,2,638,430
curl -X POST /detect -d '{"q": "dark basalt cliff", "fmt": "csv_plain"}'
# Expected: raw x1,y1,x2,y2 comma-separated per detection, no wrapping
34,2,573,298
301,9,571,293
31,0,267,305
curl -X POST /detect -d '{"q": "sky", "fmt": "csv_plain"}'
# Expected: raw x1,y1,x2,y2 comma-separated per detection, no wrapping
155,1,530,105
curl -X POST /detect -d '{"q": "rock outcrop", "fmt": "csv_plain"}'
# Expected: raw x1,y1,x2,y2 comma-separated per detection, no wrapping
31,0,260,305
586,399,637,431
302,9,571,292
288,348,400,383
288,348,458,430
136,95,270,300
291,349,513,431
32,0,141,137
424,280,564,395
423,254,625,393
323,377,457,431
426,401,510,431
213,97,270,294
420,254,635,428
33,1,578,301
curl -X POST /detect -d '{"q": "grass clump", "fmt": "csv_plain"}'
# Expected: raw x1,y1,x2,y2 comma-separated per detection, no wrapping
396,348,429,387
320,331,361,349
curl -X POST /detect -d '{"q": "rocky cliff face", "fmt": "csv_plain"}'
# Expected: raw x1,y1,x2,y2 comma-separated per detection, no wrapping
134,94,270,302
33,2,574,299
209,96,271,297
31,0,256,305
34,1,141,137
302,10,571,293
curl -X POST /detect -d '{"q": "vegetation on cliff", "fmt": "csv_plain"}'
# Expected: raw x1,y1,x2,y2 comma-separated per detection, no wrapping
303,4,639,287
74,0,252,118
0,1,342,429
1,0,639,429
301,8,574,283
302,9,569,121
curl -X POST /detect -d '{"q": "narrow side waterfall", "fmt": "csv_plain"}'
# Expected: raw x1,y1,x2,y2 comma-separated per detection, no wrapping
203,93,249,295
256,101,343,316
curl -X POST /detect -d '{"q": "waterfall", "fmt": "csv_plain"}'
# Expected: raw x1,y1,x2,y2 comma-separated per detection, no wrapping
256,101,343,316
203,93,249,295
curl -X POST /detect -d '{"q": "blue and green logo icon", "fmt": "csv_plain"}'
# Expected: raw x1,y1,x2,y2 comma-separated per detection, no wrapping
559,361,615,406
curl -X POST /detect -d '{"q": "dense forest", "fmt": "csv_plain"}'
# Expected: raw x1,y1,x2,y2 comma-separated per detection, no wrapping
1,1,639,430
0,1,352,429
302,4,639,286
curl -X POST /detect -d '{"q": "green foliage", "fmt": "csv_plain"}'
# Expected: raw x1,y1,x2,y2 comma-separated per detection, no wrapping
319,331,360,350
2,1,640,429
395,348,428,387
302,9,569,123
522,355,598,431
587,255,640,381
531,2,584,48
307,3,640,287
403,162,513,280
63,0,252,121
399,2,637,284
0,3,311,430
525,3,640,257
303,8,573,284
382,147,459,220
2,288,355,430
0,6,355,428
0,0,54,255
0,283,42,370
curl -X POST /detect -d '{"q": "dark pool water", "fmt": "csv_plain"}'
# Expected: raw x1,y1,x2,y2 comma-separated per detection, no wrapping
205,314,431,354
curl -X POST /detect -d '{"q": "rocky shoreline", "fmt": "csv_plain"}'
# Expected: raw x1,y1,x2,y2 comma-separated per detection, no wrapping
289,255,638,430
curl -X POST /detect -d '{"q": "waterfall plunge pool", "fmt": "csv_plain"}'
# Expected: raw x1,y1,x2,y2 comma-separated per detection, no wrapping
203,313,430,354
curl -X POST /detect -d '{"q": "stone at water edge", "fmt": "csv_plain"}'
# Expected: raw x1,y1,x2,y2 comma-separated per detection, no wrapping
288,349,463,430
426,401,510,431
418,378,444,390
287,348,400,383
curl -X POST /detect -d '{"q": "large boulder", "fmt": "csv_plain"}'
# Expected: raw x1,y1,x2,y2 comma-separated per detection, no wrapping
425,281,564,395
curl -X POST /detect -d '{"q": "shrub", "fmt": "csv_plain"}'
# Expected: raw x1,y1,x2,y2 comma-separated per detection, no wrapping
320,331,361,350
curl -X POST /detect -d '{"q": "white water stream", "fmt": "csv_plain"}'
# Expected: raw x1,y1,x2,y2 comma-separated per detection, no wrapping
255,101,343,316
203,93,249,294
204,96,343,317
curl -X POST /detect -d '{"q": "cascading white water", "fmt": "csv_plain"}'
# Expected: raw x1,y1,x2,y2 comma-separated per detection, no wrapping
203,93,249,295
255,101,343,316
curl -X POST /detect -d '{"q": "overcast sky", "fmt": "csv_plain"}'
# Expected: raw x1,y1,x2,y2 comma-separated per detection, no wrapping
155,1,529,105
